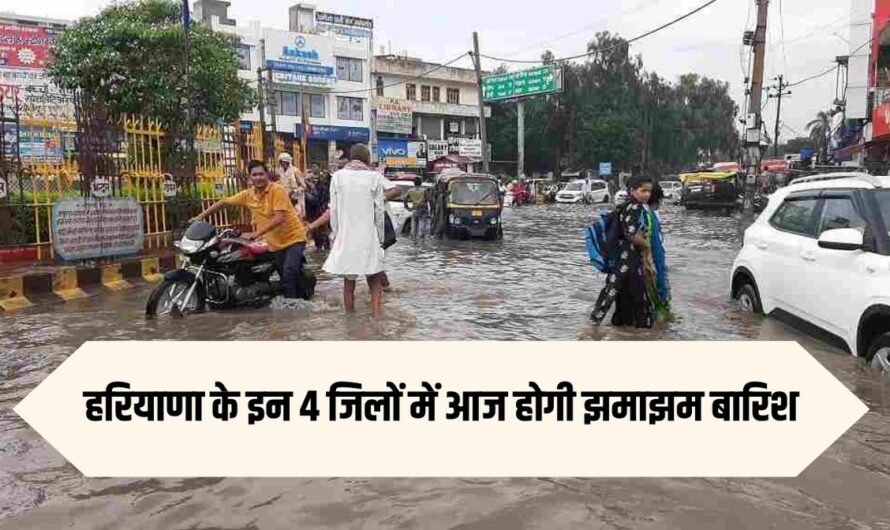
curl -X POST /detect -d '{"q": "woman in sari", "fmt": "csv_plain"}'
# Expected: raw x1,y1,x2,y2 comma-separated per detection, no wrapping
642,182,671,321
590,176,655,328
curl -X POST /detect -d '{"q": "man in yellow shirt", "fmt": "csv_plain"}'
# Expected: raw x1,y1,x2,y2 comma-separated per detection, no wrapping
192,160,309,299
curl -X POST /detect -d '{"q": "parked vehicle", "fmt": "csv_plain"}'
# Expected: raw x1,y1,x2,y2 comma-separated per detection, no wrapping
679,171,744,213
556,179,610,204
146,221,315,317
659,181,683,200
431,171,503,240
730,172,890,368
385,177,433,235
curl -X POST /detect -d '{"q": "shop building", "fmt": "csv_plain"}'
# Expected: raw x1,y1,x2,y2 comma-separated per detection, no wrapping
371,54,490,173
195,1,373,168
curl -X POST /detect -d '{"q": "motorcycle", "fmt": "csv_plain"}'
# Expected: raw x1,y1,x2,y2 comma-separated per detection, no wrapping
146,220,316,318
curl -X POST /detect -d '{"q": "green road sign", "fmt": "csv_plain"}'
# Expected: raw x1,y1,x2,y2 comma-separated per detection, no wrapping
482,65,563,102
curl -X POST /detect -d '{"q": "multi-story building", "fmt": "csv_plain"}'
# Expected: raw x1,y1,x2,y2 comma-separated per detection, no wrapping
371,54,490,173
195,1,373,168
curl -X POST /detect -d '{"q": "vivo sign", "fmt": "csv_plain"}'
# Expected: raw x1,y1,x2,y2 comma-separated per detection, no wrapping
381,145,407,157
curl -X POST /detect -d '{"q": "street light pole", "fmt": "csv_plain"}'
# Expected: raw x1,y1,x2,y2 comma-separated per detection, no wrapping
472,32,490,173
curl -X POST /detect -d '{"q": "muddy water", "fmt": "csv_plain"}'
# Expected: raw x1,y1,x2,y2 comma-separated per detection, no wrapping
1,204,889,529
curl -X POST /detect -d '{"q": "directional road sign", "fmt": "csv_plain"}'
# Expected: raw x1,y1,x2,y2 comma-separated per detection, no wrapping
482,65,563,103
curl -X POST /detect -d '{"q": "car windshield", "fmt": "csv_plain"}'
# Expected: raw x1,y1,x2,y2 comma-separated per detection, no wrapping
563,182,582,191
449,180,499,205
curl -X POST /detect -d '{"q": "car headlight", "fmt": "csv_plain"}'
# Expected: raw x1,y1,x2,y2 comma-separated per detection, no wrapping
490,217,498,225
179,237,203,254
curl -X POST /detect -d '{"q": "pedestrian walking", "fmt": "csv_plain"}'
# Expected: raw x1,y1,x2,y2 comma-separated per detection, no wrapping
192,160,309,299
643,181,671,321
304,171,330,251
404,176,431,239
590,175,656,328
316,144,392,313
277,152,306,219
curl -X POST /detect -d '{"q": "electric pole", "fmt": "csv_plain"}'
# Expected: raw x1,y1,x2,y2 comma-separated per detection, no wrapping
517,100,525,178
768,74,791,157
743,0,769,212
472,32,490,172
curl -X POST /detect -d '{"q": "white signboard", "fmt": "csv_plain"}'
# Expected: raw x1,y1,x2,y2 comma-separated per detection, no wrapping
375,98,413,135
0,179,7,199
90,177,112,198
458,138,483,158
428,140,449,160
52,197,145,261
163,180,178,198
263,30,337,88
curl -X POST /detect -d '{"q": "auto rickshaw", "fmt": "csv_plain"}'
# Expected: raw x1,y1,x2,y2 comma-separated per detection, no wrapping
431,169,503,240
679,170,745,214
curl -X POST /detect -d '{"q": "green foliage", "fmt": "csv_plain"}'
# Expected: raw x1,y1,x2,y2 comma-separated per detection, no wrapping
48,0,255,133
488,32,739,176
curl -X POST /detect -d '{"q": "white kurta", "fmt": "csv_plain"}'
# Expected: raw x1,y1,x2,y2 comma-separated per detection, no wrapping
322,168,390,276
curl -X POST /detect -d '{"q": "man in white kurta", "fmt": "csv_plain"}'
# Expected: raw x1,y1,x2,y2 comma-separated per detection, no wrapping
322,144,390,312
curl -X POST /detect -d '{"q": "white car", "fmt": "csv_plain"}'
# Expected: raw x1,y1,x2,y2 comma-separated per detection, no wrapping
660,181,683,199
387,180,433,234
730,172,890,369
556,179,610,204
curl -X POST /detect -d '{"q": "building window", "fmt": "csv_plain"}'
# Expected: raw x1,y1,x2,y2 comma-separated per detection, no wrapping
337,96,364,121
432,86,440,102
336,57,363,82
447,88,460,104
308,94,326,118
376,76,384,96
406,83,416,100
421,85,431,102
277,91,299,116
234,43,251,71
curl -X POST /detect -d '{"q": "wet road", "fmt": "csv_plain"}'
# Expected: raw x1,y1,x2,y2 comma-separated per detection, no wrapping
1,204,889,529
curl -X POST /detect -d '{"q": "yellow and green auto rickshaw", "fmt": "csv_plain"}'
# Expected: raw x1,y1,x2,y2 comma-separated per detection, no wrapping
679,170,745,213
431,169,503,240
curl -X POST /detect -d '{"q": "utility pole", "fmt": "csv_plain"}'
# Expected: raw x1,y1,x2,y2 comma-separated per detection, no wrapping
768,74,791,157
472,32,490,172
256,66,267,158
743,0,769,212
517,101,525,178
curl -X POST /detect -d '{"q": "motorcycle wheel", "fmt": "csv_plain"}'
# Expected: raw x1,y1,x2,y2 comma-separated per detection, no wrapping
146,279,206,318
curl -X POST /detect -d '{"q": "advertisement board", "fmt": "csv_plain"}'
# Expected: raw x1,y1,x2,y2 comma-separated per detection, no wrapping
264,30,337,87
52,197,145,261
458,138,482,158
427,140,449,160
375,98,413,135
295,124,369,142
0,19,61,70
378,139,426,167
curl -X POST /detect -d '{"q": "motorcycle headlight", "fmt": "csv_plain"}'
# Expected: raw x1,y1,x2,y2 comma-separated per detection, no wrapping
179,237,203,254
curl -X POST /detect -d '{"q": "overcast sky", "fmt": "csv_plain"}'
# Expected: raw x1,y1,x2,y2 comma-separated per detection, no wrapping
6,0,853,138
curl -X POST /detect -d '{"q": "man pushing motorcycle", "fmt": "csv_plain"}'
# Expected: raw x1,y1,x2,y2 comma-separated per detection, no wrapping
191,160,309,299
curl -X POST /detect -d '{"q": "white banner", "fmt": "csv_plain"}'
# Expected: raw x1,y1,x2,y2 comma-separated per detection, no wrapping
14,341,867,478
428,140,449,160
458,138,482,158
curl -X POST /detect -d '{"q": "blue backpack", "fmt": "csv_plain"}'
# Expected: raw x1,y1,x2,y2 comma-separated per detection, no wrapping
585,206,623,274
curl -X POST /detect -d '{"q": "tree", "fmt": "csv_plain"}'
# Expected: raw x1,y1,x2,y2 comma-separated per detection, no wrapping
806,111,832,163
49,0,254,134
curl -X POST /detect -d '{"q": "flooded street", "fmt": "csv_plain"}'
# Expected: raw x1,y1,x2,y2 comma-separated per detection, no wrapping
1,204,889,529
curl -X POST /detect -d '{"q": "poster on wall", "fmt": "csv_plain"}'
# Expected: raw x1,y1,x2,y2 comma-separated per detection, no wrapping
375,98,413,135
52,197,145,261
0,19,61,70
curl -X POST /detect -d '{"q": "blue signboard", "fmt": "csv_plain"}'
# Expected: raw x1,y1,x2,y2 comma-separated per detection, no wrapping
295,124,369,142
599,162,612,177
266,60,334,77
378,138,408,158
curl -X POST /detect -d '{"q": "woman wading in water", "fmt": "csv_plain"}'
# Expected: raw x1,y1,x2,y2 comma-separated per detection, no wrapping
590,176,657,328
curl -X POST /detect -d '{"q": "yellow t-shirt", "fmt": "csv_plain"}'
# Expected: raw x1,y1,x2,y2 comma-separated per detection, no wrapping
223,183,306,251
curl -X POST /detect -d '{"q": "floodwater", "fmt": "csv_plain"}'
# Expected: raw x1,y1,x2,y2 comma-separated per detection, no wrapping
1,204,889,529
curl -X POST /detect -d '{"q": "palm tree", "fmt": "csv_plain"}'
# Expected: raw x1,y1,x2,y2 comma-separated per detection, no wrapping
806,111,832,163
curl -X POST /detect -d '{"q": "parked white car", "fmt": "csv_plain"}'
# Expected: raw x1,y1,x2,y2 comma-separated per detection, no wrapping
387,179,433,234
660,181,683,199
730,172,890,369
556,179,610,204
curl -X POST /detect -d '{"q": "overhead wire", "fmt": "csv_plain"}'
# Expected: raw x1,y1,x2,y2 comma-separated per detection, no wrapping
477,0,720,65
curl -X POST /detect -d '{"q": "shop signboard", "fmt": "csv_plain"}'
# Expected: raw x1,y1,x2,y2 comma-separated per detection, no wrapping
378,139,426,167
52,197,145,261
458,138,482,158
265,31,337,87
295,124,369,142
0,19,61,70
375,98,413,135
427,140,449,160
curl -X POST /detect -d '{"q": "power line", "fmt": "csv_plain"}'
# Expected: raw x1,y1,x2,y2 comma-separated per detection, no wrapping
787,37,873,88
478,0,720,65
778,0,788,71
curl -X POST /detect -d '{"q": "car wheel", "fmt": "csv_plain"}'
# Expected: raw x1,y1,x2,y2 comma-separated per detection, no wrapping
866,333,890,370
602,195,610,203
735,283,763,314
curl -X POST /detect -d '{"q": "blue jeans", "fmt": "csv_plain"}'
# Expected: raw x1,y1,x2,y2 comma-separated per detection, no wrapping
274,242,306,299
412,214,430,238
